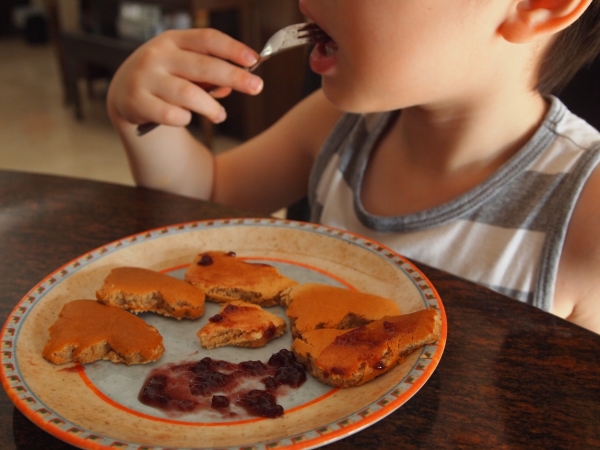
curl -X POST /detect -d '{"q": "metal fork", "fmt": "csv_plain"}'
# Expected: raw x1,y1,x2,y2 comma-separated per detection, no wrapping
136,23,328,136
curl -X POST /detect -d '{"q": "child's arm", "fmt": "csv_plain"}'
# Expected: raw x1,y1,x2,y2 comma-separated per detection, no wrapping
210,89,342,213
555,166,600,335
106,28,263,200
107,28,342,213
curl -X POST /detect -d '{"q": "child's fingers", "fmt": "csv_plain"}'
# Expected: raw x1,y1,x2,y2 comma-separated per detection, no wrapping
152,77,228,124
131,91,193,127
168,49,264,96
209,86,233,99
111,29,260,126
170,28,259,69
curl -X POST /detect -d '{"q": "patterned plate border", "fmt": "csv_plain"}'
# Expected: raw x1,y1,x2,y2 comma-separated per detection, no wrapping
0,218,447,450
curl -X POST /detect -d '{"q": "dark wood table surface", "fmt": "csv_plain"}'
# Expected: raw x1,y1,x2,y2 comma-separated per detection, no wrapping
1,169,599,449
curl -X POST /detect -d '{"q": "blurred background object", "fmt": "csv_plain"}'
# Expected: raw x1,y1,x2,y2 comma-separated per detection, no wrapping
557,59,600,130
0,0,309,191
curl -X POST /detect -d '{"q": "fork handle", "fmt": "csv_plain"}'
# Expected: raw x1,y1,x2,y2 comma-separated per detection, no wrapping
136,122,160,136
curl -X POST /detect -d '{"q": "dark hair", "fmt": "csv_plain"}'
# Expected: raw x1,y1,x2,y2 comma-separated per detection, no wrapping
537,0,600,94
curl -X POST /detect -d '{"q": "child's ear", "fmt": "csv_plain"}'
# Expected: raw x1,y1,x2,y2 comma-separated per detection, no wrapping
499,0,592,43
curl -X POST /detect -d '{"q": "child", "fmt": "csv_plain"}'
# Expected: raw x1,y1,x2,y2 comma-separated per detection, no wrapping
107,0,600,334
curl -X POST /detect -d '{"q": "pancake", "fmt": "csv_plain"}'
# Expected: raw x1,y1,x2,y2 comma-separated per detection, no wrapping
281,283,401,338
184,251,297,306
292,308,442,387
43,300,164,365
96,266,205,319
196,300,287,349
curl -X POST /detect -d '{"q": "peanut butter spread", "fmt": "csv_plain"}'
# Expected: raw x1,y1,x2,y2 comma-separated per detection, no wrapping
96,267,205,319
282,283,401,338
292,309,441,387
43,300,164,365
184,251,297,306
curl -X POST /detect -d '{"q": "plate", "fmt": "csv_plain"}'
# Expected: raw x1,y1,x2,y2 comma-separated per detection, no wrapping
0,218,446,449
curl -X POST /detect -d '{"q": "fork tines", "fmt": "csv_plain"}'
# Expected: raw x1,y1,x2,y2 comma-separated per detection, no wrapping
298,23,331,44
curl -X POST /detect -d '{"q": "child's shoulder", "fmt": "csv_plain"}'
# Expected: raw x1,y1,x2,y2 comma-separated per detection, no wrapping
553,96,600,333
549,96,600,148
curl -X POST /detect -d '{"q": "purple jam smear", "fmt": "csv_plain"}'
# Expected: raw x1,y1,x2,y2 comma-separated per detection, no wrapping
138,349,306,419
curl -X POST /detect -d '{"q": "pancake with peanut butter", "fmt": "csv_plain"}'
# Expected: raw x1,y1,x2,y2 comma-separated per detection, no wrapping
292,308,441,387
281,283,401,339
43,300,164,365
184,251,297,306
196,301,287,349
96,267,205,319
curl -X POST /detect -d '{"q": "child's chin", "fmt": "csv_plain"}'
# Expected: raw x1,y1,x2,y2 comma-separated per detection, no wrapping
321,84,378,114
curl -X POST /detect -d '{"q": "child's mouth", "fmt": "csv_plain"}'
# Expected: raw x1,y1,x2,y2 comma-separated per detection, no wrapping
309,26,338,74
316,40,338,57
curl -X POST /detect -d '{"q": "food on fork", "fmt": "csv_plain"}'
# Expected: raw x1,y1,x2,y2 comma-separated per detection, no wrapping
184,251,297,306
96,267,206,319
292,309,442,388
196,301,287,349
43,300,164,365
281,283,401,338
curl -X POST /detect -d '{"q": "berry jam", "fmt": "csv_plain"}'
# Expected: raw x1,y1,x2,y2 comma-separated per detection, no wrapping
208,313,223,323
138,349,306,419
197,254,213,266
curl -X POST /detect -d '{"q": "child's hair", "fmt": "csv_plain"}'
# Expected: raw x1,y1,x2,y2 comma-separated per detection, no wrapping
538,0,600,94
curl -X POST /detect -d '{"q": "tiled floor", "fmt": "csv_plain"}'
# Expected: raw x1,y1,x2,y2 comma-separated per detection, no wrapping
0,37,240,186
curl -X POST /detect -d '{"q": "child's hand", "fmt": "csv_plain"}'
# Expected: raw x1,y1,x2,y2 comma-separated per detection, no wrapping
107,28,263,128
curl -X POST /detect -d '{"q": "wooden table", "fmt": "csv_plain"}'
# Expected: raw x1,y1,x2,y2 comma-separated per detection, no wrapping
1,170,599,449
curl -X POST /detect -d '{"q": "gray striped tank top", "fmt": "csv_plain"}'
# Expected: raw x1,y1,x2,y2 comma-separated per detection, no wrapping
309,96,600,312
